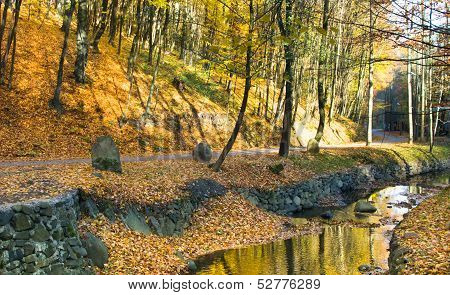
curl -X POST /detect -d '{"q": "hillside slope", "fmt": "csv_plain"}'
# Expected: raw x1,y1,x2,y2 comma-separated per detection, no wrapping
0,13,359,159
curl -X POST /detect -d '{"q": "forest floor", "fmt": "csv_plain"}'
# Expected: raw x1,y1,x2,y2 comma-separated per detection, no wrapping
0,144,448,274
2,144,448,206
391,187,449,275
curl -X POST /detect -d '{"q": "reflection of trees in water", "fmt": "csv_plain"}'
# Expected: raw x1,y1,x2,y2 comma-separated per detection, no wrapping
198,225,382,275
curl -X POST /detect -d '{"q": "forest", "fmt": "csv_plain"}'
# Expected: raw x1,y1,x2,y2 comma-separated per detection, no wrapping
0,0,449,278
0,0,448,166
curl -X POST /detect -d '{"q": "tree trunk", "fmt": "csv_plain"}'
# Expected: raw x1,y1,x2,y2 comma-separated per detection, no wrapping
278,0,294,157
117,0,126,54
406,9,414,144
179,2,188,61
127,0,143,78
6,0,21,89
144,6,170,116
366,0,374,146
7,32,16,89
91,0,108,53
433,72,443,137
0,0,10,81
328,0,343,123
211,0,254,172
420,0,426,141
1,0,21,86
407,47,413,144
74,0,89,83
428,1,433,152
308,0,329,152
50,0,76,113
147,5,156,64
108,0,119,45
273,79,285,123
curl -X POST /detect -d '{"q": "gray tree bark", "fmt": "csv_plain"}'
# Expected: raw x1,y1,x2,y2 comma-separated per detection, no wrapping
50,0,76,113
74,0,89,83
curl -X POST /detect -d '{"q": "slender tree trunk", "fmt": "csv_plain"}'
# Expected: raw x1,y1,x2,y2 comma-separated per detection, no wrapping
433,72,443,137
50,0,76,113
366,0,374,146
428,1,433,152
420,0,426,141
1,0,21,86
108,0,119,45
7,32,16,89
308,0,329,152
179,2,188,61
264,41,274,120
406,9,414,144
74,0,89,83
117,0,126,54
127,0,143,78
407,48,414,144
0,0,10,81
328,0,343,123
278,0,294,157
147,5,156,64
292,65,304,128
91,0,108,53
144,6,170,116
211,0,254,171
273,80,285,123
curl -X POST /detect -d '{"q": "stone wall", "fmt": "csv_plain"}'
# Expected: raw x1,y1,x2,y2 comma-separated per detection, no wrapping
241,157,450,215
82,179,227,237
0,191,90,275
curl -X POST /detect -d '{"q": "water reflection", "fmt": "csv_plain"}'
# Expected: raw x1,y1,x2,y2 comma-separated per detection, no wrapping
196,170,449,275
197,225,389,275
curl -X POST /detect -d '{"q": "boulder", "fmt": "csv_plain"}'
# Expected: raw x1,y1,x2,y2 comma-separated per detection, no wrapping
91,136,122,173
149,216,162,235
354,200,377,213
12,213,34,231
160,218,176,236
187,260,197,271
82,233,108,268
122,207,151,235
0,208,14,226
192,142,213,163
302,199,314,209
80,198,100,218
103,207,116,223
0,225,14,240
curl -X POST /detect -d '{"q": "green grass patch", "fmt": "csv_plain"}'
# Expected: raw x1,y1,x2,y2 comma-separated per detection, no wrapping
289,144,449,175
290,151,358,174
180,72,228,107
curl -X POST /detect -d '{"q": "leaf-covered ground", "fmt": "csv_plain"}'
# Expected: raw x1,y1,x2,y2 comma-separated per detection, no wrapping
1,145,447,206
78,193,321,274
392,187,449,275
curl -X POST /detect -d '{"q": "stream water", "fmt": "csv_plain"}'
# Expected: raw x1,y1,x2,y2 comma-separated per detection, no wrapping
195,170,450,275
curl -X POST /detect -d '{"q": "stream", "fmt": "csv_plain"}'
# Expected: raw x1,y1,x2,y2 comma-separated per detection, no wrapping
195,170,450,275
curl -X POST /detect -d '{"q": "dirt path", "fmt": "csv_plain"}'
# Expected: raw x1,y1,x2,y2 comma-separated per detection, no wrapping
0,130,406,168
